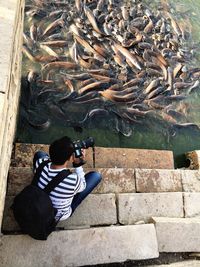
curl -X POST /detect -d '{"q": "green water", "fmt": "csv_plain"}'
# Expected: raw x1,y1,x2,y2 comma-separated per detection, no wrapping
16,0,200,168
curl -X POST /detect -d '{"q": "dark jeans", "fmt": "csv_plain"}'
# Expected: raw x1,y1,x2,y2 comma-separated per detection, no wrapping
33,151,102,214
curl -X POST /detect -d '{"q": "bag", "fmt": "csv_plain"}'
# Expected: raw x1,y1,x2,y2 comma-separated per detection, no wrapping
12,160,70,240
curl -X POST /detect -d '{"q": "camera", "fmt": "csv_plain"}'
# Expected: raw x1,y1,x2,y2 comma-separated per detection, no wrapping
73,137,95,158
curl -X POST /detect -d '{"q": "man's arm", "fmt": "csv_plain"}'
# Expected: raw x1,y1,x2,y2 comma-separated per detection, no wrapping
73,149,86,193
74,166,86,193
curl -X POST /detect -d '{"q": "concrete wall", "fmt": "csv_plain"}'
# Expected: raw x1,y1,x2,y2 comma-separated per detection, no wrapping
0,0,24,231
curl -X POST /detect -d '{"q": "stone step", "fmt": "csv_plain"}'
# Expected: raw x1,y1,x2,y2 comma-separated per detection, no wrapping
3,192,186,233
0,224,159,267
152,217,200,252
7,167,136,196
7,167,196,198
13,143,174,169
2,194,117,232
5,191,200,233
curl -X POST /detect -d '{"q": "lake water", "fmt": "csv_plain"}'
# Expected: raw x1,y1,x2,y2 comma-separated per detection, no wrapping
16,0,200,167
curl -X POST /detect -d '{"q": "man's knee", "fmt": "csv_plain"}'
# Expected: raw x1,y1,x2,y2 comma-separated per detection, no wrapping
86,171,102,184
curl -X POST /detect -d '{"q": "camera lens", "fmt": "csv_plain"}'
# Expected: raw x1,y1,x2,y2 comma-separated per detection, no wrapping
83,137,95,148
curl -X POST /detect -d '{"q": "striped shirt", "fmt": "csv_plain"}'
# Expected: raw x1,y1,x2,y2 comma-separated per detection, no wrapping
35,157,86,221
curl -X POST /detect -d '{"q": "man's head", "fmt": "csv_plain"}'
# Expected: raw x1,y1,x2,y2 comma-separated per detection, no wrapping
49,136,74,165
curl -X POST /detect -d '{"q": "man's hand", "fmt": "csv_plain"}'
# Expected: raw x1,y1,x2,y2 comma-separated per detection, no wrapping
72,149,86,167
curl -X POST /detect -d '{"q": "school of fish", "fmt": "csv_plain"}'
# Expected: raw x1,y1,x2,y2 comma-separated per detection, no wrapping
21,0,200,135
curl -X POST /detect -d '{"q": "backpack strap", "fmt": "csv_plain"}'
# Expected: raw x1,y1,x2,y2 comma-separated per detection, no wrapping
43,169,71,194
32,159,51,186
31,159,71,194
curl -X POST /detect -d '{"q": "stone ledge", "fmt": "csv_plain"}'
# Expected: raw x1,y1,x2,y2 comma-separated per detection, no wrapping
135,169,182,193
152,217,200,252
0,224,159,267
7,167,135,196
118,193,184,224
2,194,117,232
13,143,175,169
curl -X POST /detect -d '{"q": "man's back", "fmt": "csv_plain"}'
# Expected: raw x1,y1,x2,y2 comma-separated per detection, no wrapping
35,157,86,220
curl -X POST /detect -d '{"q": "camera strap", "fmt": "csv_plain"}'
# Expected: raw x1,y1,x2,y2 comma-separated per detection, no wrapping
92,146,95,168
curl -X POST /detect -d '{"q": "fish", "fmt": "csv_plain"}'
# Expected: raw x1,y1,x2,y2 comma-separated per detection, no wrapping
174,81,193,90
48,10,64,19
22,45,37,62
115,117,133,136
40,40,68,47
173,63,183,78
42,17,65,38
146,86,165,100
187,80,200,94
23,33,35,49
42,62,78,79
75,0,83,13
125,107,152,117
73,34,105,60
69,41,79,63
30,23,38,41
144,18,154,34
123,78,144,89
40,44,58,57
97,0,105,11
113,43,141,70
28,117,51,130
58,91,79,103
62,73,91,80
79,108,109,123
121,6,129,21
100,90,137,103
167,67,174,93
64,79,74,92
84,5,105,35
144,79,161,94
172,123,200,131
78,81,109,95
35,55,58,63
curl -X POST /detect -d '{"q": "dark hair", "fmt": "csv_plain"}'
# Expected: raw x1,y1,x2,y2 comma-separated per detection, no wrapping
49,136,74,165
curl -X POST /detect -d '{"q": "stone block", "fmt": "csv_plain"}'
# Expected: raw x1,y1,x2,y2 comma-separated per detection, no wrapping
184,193,200,218
2,197,20,232
58,194,117,228
86,147,174,169
92,168,135,193
14,143,174,169
152,217,200,252
186,150,200,170
7,167,33,196
118,193,184,224
135,169,182,193
181,170,200,192
0,224,159,267
14,143,49,167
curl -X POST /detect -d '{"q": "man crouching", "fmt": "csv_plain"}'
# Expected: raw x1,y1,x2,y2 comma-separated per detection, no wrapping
33,136,102,222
